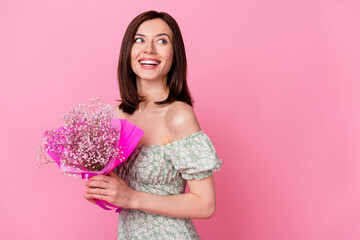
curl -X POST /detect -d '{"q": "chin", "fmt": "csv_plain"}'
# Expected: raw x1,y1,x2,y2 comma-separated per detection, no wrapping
138,75,164,81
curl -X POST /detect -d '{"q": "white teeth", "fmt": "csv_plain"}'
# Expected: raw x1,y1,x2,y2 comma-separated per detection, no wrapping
139,60,160,65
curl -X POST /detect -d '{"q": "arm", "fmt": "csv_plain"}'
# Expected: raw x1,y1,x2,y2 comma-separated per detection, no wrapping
85,103,217,219
131,175,216,219
85,173,216,219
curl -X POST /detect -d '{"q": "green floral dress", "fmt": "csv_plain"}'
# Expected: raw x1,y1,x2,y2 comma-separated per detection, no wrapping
116,131,223,240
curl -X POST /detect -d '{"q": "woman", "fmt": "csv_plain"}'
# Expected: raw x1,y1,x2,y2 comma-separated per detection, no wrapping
84,10,222,239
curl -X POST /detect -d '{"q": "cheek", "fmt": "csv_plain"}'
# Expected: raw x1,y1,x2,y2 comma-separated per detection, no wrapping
131,46,142,60
165,53,174,71
160,48,174,68
130,48,140,69
166,47,174,61
130,56,136,72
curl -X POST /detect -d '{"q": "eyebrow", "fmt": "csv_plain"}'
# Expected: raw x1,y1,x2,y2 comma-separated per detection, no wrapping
135,33,171,39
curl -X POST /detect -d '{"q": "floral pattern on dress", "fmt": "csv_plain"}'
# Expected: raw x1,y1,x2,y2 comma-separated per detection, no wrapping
116,131,223,240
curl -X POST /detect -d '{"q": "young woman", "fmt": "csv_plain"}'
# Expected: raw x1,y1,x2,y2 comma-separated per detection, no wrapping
84,10,223,239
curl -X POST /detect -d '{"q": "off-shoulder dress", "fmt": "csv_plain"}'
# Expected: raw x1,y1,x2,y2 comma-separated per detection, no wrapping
116,130,223,240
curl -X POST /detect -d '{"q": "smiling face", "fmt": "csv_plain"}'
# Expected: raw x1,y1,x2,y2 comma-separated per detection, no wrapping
130,18,174,83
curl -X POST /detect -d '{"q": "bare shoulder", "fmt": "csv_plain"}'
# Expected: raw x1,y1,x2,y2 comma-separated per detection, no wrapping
165,101,201,142
113,101,127,119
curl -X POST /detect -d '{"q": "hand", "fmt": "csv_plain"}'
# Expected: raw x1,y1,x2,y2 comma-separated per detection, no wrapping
84,171,136,209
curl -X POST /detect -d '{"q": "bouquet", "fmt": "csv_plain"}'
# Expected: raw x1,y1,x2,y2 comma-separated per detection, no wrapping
36,97,144,213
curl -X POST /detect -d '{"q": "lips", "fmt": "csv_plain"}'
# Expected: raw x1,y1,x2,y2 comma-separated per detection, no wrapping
139,58,161,69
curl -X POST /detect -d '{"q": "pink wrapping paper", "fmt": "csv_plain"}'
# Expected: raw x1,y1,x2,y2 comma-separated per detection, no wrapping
47,118,144,213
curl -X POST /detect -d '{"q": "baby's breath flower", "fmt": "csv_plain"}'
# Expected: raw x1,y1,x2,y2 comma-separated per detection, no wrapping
36,98,121,171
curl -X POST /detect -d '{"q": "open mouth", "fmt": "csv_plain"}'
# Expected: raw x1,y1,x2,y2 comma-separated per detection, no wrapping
138,59,161,66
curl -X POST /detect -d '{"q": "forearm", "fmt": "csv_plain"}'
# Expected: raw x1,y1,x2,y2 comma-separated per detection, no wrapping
129,190,215,219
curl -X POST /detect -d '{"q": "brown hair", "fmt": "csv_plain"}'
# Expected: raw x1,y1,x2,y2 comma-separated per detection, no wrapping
116,10,193,114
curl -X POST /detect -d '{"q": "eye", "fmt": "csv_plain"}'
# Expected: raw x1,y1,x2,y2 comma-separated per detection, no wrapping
134,38,143,43
157,39,167,44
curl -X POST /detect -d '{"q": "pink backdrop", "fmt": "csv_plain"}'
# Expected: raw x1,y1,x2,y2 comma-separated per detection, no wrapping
1,0,360,239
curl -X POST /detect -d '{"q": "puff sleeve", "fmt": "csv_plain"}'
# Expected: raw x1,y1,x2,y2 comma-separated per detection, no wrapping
164,131,223,180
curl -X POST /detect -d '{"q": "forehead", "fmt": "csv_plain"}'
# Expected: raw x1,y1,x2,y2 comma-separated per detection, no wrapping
136,18,172,38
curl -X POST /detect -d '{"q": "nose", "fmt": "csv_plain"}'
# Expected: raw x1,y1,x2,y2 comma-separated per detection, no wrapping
143,41,155,54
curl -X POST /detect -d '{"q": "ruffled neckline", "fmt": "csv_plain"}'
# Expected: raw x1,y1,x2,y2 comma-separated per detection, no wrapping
135,130,205,150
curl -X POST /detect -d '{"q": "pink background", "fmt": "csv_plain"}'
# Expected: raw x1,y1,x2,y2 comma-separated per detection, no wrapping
1,0,359,239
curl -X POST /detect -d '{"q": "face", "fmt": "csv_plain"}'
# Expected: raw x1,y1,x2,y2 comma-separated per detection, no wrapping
131,18,174,82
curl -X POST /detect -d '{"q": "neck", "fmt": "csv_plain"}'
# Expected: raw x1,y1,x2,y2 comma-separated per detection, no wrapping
136,76,169,111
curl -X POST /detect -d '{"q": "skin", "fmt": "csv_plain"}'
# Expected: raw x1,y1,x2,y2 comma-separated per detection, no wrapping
84,18,217,219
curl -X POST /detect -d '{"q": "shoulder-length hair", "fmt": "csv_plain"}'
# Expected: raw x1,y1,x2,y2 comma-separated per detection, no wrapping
116,10,193,114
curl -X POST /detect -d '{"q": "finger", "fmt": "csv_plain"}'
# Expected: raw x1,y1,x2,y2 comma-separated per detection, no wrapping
87,180,109,189
107,171,121,179
108,171,117,177
87,187,108,196
88,174,111,183
87,193,112,204
84,194,97,205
